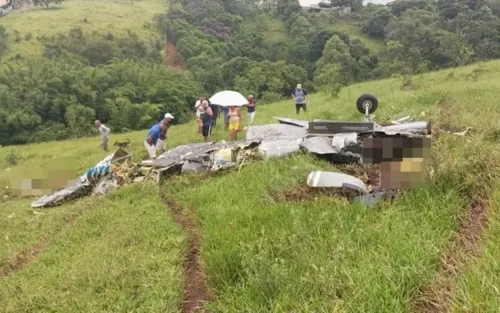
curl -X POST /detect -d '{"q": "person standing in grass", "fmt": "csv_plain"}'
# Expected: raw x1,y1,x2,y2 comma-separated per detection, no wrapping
292,83,308,114
227,105,242,141
223,106,230,130
247,95,256,124
156,113,174,153
195,96,206,133
210,101,220,127
199,100,214,142
145,123,166,160
95,120,110,152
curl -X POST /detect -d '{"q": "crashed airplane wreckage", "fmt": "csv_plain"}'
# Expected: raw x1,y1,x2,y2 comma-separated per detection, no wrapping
32,93,431,208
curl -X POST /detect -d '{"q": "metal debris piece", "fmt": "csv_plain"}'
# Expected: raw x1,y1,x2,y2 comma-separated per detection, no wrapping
354,188,398,207
246,124,307,141
307,121,375,136
31,149,132,208
259,139,302,159
377,121,430,136
31,184,91,208
300,133,362,164
453,127,472,136
274,117,310,128
306,171,369,194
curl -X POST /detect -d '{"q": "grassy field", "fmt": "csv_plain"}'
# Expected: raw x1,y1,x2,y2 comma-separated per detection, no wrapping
242,14,290,46
308,14,385,53
0,0,167,59
2,60,500,312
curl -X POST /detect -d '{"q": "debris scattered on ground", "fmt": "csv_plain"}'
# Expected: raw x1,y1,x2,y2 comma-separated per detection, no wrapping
30,93,433,208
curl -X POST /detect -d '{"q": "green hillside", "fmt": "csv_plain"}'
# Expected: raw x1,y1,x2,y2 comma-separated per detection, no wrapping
0,0,167,60
1,60,500,312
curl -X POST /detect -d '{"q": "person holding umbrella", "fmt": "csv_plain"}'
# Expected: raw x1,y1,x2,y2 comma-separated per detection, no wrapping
209,90,248,141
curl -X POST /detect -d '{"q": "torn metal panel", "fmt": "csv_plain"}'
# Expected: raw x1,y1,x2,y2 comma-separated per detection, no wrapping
306,171,369,194
273,117,310,128
157,163,184,183
31,148,132,208
300,136,337,154
246,124,307,141
31,184,91,208
308,121,375,136
300,133,362,164
354,188,398,207
378,121,430,135
154,140,260,168
259,139,302,159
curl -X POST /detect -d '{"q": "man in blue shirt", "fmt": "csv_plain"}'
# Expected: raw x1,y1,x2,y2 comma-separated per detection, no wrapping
291,83,308,114
144,123,166,159
209,102,220,127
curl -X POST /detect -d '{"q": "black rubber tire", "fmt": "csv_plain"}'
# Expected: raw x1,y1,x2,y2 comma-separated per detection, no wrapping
356,93,378,115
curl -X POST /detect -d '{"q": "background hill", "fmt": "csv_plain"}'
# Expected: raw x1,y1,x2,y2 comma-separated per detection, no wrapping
0,0,167,59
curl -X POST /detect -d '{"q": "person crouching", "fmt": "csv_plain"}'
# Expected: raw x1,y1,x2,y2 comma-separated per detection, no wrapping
144,123,166,160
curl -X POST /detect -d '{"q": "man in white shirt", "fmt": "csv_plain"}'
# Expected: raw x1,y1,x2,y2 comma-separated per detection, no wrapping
95,120,110,151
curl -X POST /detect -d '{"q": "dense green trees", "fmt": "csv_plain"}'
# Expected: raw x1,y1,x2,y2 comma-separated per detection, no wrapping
0,60,202,145
362,0,500,70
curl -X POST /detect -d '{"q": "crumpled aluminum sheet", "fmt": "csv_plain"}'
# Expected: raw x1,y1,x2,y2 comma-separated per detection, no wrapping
300,133,362,164
246,124,307,159
154,140,262,171
259,139,303,159
306,171,369,194
246,124,307,141
363,121,430,136
31,149,131,208
30,184,91,209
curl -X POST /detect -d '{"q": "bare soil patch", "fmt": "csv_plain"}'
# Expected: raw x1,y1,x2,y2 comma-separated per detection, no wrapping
162,196,209,313
0,238,48,276
411,196,490,313
0,213,80,277
165,40,185,70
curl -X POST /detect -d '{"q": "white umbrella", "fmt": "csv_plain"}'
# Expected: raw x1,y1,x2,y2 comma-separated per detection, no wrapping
209,90,249,107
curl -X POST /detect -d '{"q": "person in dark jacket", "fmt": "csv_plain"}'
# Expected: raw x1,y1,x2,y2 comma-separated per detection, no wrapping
291,84,308,114
247,95,256,124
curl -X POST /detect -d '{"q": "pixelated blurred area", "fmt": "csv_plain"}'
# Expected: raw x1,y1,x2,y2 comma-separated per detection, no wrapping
9,170,77,197
362,137,431,189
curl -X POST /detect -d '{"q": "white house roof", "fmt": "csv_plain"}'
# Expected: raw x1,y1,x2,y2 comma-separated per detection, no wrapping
298,0,322,7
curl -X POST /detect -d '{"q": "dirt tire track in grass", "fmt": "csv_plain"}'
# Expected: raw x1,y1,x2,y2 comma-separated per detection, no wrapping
411,196,490,313
162,196,209,313
0,213,81,277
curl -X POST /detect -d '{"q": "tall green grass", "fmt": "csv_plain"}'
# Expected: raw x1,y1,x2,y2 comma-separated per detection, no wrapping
0,0,167,60
1,59,500,311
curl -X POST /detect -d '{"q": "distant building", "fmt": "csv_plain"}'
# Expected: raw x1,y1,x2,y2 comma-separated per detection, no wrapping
300,0,352,14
